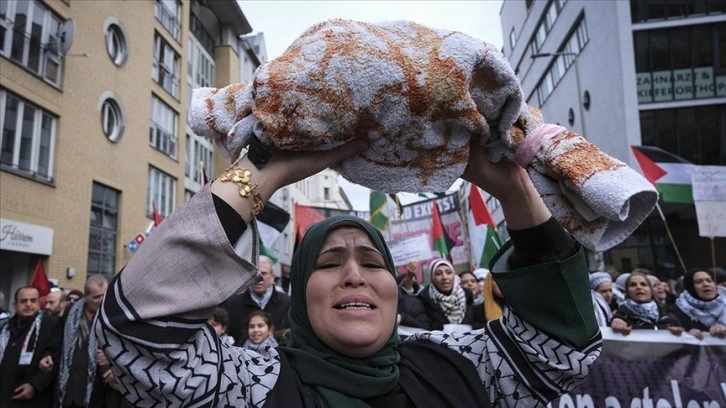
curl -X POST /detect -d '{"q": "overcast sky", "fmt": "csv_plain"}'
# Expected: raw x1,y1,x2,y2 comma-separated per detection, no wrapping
236,1,504,210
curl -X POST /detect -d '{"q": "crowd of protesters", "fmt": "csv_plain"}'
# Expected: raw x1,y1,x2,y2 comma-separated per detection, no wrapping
0,278,128,408
1,259,723,407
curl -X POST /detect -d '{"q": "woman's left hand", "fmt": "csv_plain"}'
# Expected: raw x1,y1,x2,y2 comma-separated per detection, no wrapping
710,324,726,338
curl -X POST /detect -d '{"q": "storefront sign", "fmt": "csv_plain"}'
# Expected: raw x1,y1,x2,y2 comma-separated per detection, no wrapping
0,218,54,255
637,66,725,103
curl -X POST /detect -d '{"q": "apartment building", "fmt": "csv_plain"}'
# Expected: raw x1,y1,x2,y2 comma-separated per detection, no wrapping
500,0,725,276
0,0,251,301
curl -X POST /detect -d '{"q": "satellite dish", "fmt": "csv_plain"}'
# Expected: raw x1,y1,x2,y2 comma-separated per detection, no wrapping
58,19,75,55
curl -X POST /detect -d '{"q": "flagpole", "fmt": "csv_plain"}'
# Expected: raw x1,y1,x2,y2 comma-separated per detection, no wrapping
711,237,716,273
655,203,687,275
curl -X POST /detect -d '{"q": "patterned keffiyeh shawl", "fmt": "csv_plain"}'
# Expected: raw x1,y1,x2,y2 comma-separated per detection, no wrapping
58,299,98,407
429,284,467,325
242,335,279,353
622,299,660,323
675,291,726,328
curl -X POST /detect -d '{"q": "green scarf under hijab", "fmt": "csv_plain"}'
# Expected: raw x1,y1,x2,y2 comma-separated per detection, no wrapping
278,215,401,408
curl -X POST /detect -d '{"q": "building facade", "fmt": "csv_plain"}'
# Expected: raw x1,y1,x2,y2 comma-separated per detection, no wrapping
500,0,725,277
0,0,251,305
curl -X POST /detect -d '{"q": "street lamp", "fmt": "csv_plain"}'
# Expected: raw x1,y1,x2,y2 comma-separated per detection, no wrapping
531,52,587,136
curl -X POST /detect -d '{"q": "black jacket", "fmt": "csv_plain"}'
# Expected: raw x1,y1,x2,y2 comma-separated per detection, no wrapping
397,282,428,329
418,287,485,331
224,289,290,343
669,304,710,332
0,312,62,408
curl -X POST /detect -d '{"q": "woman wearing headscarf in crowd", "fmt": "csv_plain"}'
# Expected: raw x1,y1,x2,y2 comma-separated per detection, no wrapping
610,272,684,336
482,273,505,321
418,259,484,331
589,272,614,327
94,140,601,407
670,268,726,340
459,271,484,306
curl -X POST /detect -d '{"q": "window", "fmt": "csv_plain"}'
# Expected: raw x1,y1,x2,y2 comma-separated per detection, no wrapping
530,0,568,52
87,182,119,279
190,11,215,56
0,0,63,86
154,0,181,41
534,17,589,105
185,133,213,186
323,187,330,200
631,0,726,23
148,166,176,218
153,33,180,98
639,105,726,165
105,21,128,66
634,23,726,104
0,90,55,181
100,97,124,142
149,95,177,158
188,36,215,89
509,28,517,50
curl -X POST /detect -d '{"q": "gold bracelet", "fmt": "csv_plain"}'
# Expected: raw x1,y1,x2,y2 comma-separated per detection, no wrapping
218,165,264,216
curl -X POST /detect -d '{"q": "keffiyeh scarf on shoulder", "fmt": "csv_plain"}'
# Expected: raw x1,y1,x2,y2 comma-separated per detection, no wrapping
591,291,613,326
58,299,97,407
0,313,42,363
242,335,279,353
675,291,726,328
623,299,660,323
429,284,467,325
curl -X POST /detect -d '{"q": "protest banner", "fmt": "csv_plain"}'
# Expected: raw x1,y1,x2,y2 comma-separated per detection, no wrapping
549,329,726,408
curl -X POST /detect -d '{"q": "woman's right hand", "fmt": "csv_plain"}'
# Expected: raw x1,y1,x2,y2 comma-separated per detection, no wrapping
610,317,631,336
212,139,368,224
709,325,726,339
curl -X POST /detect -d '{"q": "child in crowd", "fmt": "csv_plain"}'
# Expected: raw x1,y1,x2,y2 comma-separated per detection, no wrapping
207,306,235,346
243,310,279,352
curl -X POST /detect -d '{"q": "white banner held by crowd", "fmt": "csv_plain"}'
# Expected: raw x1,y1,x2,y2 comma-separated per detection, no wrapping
691,165,726,237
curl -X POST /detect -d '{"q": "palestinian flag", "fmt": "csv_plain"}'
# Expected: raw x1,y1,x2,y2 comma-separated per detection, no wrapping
467,184,501,269
256,201,290,263
257,201,290,248
30,259,51,296
431,200,456,261
369,191,391,231
293,204,326,254
631,145,694,204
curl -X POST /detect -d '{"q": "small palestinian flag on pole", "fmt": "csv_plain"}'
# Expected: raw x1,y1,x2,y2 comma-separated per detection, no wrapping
467,184,501,269
431,200,456,262
631,145,694,204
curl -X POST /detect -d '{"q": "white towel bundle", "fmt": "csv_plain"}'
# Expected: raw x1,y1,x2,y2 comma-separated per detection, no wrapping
189,19,657,251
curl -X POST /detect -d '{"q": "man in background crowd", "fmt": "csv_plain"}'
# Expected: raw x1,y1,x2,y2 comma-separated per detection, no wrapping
224,255,290,343
44,290,69,320
0,286,62,407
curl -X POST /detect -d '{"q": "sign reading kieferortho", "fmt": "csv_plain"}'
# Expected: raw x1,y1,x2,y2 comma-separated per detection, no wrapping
0,218,54,255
